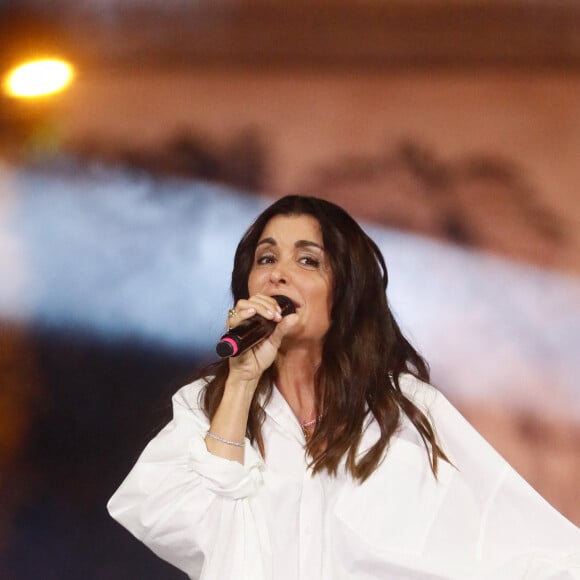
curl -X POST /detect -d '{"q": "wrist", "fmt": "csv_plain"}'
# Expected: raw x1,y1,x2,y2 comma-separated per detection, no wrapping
223,374,259,406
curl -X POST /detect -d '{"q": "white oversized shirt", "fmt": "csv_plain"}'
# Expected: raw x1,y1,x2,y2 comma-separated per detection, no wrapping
107,375,580,579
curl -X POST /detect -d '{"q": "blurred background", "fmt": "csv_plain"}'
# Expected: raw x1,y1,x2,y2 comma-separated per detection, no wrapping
1,1,579,578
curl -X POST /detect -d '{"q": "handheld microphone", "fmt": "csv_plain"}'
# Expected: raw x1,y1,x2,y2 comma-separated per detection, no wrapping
216,295,296,358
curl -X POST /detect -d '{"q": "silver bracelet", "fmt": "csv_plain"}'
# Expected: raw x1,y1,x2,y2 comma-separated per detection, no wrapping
205,430,245,447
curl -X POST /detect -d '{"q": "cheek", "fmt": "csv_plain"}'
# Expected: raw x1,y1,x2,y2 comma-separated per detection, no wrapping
247,270,263,295
247,274,256,294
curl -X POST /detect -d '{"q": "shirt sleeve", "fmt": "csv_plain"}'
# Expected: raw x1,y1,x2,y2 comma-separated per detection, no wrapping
419,380,580,579
475,464,580,579
107,379,272,580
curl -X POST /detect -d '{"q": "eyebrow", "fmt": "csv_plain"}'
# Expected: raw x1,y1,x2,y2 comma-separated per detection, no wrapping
256,237,324,251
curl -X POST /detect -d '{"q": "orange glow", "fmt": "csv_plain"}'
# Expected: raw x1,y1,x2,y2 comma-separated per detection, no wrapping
4,58,74,99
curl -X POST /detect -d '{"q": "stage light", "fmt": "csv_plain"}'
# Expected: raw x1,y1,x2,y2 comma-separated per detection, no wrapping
3,58,74,99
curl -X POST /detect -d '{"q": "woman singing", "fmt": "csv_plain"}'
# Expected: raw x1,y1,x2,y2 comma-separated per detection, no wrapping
108,195,579,579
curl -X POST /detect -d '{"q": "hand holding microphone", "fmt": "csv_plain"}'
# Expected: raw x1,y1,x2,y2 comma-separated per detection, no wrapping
216,295,296,358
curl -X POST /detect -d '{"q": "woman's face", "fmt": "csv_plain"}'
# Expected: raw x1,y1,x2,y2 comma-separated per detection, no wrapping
247,214,333,346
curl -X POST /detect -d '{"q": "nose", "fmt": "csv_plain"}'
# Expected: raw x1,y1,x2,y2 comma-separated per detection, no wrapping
270,263,289,285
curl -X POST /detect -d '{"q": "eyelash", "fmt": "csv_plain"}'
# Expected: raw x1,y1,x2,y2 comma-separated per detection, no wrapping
299,256,320,268
256,255,276,265
255,254,320,268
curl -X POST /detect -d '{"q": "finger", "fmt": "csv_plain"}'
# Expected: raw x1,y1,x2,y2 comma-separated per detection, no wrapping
246,294,283,316
226,302,255,330
226,295,280,331
236,295,282,323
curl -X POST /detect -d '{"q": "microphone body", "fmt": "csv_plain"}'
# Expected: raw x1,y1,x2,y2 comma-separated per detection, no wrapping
216,295,296,358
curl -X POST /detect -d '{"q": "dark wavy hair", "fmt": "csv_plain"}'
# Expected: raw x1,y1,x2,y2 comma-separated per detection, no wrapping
200,195,448,482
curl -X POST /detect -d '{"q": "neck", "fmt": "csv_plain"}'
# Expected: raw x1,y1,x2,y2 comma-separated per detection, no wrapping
274,346,321,423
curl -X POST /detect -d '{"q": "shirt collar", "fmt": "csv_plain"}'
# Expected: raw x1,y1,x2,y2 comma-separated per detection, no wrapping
262,383,306,444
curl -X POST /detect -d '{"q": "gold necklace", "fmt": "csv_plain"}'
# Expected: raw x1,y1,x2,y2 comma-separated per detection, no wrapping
300,416,320,441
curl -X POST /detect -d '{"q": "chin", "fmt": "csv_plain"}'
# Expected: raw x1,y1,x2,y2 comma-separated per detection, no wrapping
281,333,324,350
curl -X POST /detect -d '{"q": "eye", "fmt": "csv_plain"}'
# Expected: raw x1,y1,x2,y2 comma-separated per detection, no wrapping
298,255,320,268
256,253,276,265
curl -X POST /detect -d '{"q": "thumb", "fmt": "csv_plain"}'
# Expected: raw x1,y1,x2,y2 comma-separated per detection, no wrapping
268,312,299,346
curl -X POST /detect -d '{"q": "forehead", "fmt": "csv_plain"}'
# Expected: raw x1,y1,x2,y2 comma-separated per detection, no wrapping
258,214,323,244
